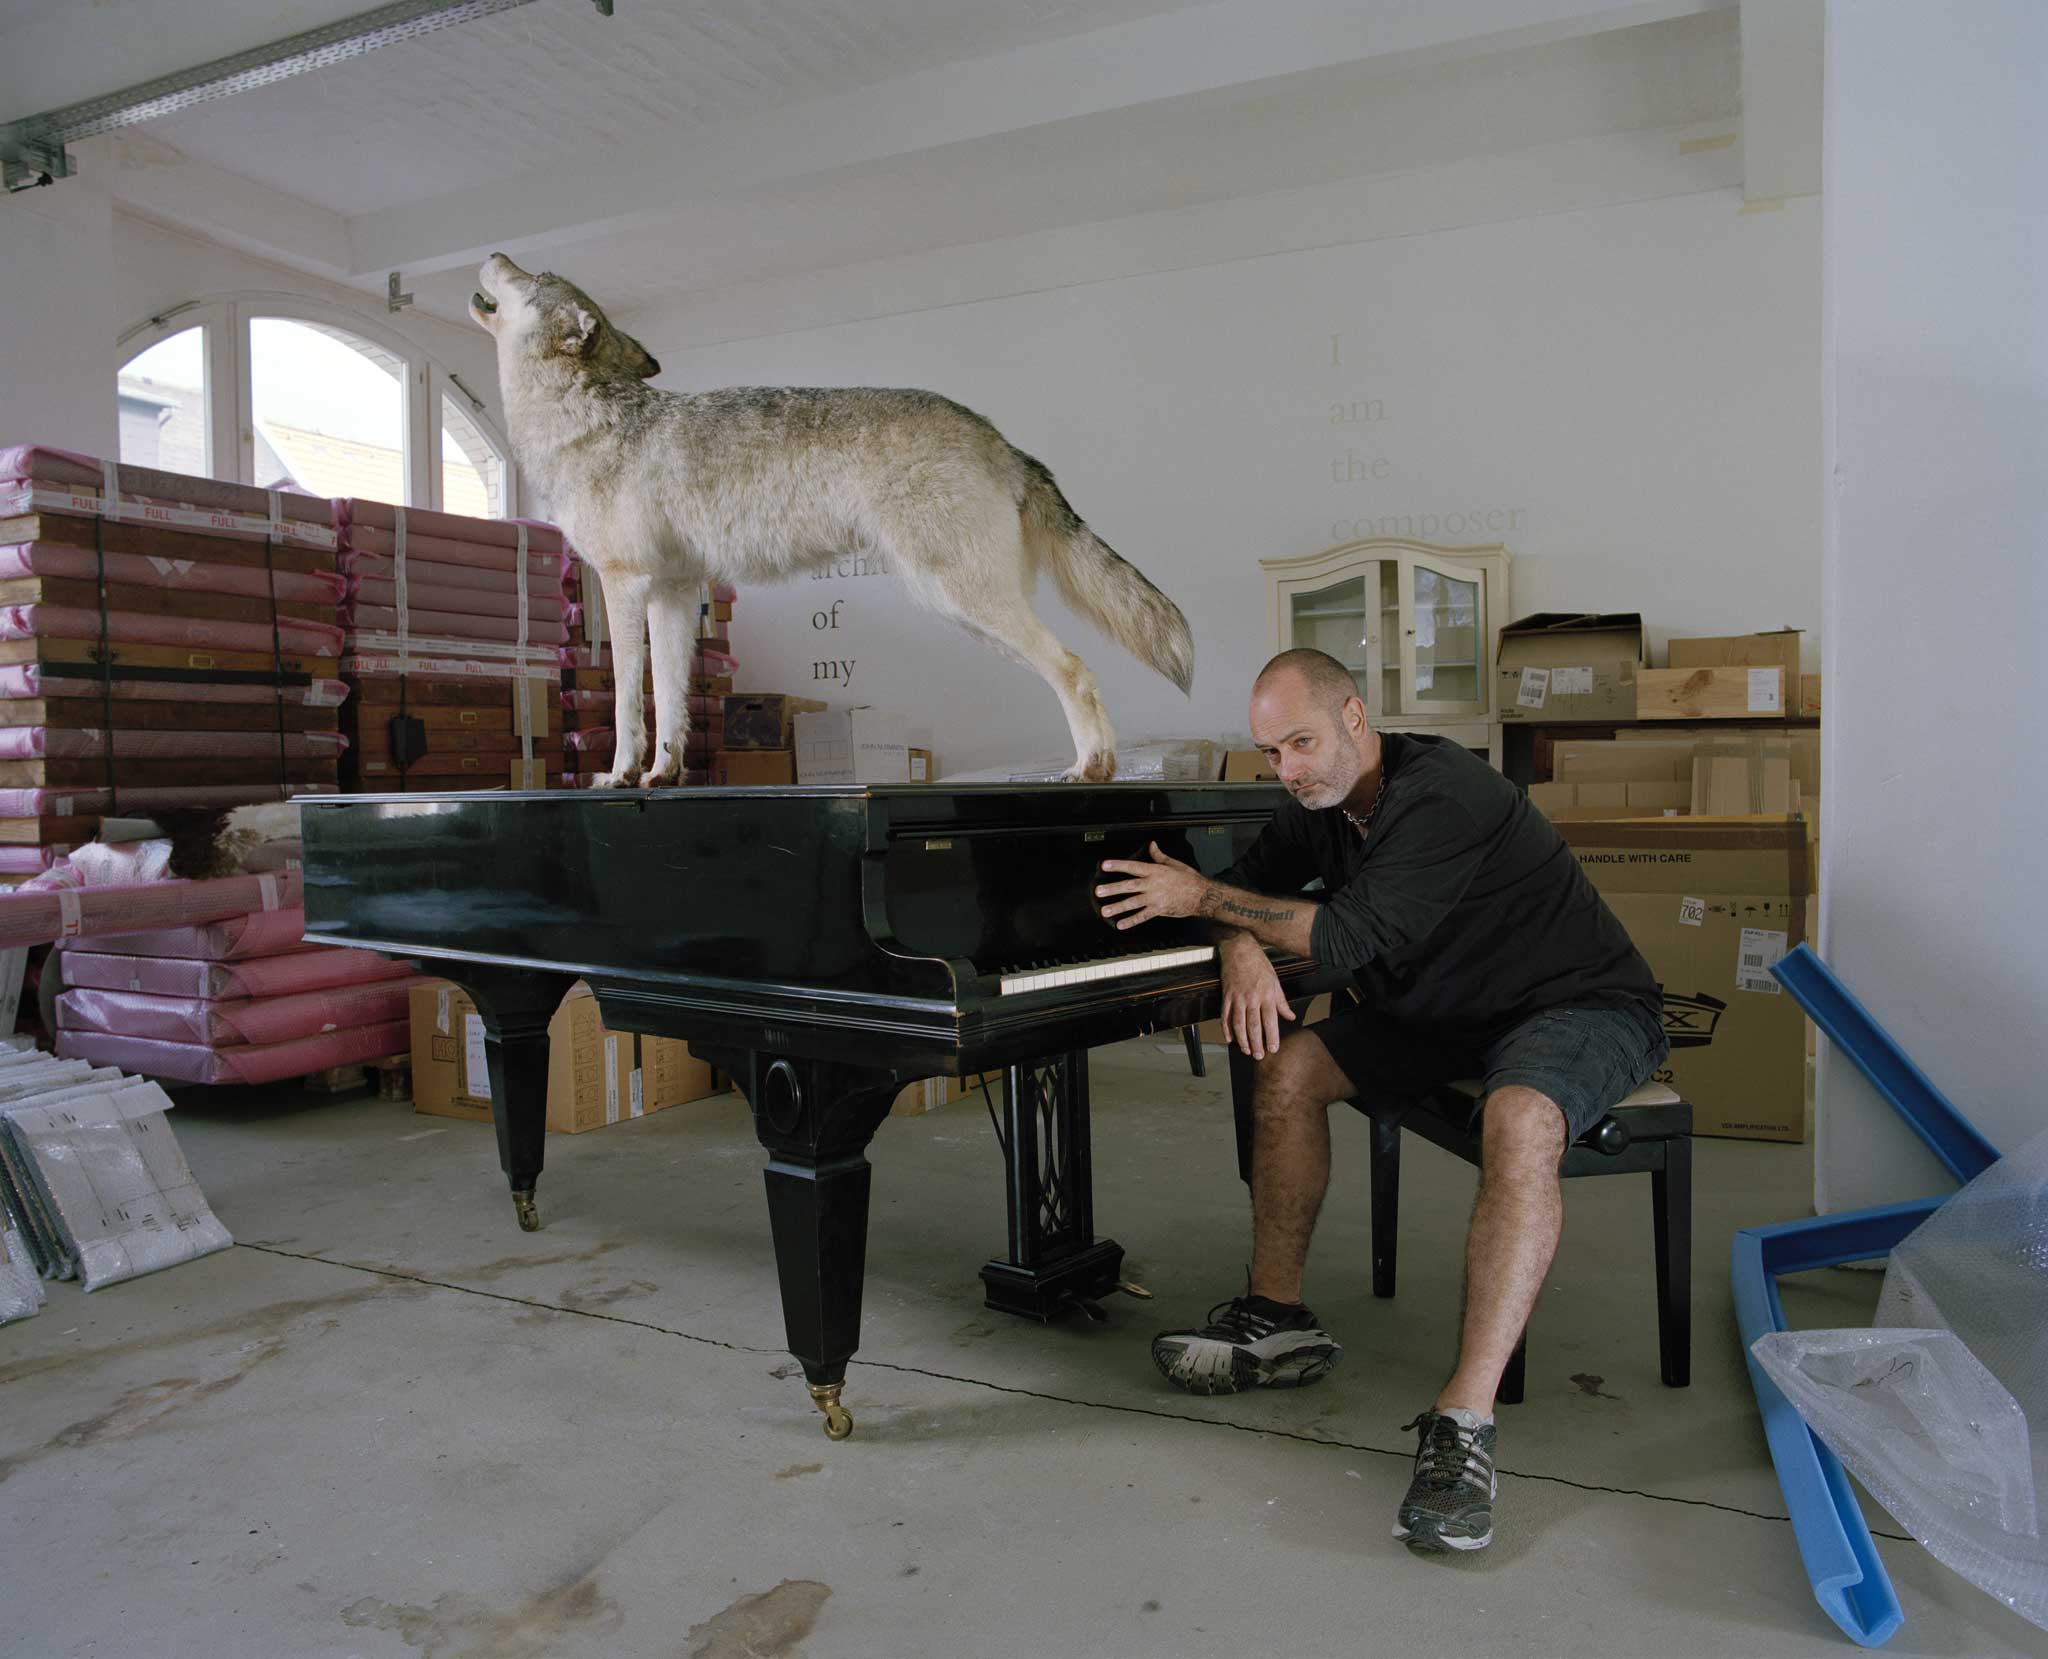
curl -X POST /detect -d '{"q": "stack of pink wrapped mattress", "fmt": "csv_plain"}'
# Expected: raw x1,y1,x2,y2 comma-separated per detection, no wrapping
0,444,346,878
333,499,569,790
53,900,421,1086
557,576,738,787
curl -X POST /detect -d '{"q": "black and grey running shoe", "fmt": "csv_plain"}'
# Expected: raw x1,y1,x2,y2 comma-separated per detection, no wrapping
1150,1294,1343,1395
1393,1407,1498,1553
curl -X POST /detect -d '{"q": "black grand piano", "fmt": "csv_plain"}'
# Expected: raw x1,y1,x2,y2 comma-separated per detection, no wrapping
299,782,1323,1438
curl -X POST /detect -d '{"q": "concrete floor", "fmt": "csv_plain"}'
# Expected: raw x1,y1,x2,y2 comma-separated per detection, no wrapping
3,1037,2042,1659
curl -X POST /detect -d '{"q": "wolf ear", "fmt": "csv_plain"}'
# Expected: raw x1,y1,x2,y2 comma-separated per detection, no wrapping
566,307,600,355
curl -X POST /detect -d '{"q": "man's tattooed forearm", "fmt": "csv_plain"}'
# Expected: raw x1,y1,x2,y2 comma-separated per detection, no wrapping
1201,888,1292,924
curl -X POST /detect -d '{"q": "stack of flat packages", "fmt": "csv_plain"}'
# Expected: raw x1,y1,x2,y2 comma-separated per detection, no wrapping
52,900,422,1085
0,444,347,882
558,577,737,787
333,499,569,791
0,1041,232,1295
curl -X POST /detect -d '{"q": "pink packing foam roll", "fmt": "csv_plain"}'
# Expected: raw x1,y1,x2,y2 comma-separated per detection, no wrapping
60,944,411,999
0,871,301,951
0,445,332,531
57,976,424,1047
0,845,70,873
0,783,333,817
52,1017,412,1087
340,550,561,593
333,499,566,554
339,603,567,645
0,542,345,603
0,728,346,760
77,902,310,961
0,605,344,656
0,667,348,705
345,577,566,623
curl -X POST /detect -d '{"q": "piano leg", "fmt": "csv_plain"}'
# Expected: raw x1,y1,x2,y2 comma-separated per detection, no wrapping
708,1048,903,1441
461,967,576,1232
980,1051,1131,1322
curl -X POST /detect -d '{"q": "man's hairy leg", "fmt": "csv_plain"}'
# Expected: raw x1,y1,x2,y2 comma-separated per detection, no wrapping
1248,1029,1358,1304
1436,1085,1568,1417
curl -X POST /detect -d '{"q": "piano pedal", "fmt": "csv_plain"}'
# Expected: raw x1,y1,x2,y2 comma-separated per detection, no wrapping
1114,1281,1154,1300
511,1187,540,1232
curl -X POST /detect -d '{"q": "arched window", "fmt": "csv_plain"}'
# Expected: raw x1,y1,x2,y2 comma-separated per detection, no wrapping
115,294,516,517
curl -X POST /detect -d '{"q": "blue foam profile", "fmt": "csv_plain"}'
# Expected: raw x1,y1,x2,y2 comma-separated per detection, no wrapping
1726,945,2003,1646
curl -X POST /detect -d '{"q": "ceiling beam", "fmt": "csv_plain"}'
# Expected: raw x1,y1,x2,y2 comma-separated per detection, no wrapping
1739,0,1822,201
107,132,356,278
347,0,1730,277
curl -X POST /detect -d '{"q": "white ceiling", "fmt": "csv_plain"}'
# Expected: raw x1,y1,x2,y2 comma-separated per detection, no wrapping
131,0,1211,216
0,0,1817,334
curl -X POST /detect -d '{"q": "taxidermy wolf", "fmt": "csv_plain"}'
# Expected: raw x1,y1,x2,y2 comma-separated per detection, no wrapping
470,254,1193,786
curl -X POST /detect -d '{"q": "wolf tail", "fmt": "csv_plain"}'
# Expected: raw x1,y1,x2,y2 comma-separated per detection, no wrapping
1016,452,1195,694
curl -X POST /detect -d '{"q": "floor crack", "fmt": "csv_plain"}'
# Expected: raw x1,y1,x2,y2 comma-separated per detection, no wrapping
233,1243,1912,1543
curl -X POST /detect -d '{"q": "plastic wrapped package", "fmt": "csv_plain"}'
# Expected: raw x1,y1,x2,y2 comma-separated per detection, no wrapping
345,577,567,623
52,1016,411,1087
336,601,568,646
0,444,333,543
334,498,565,552
0,668,347,705
341,547,563,587
0,784,334,819
0,604,343,656
0,1076,232,1289
74,901,309,962
0,540,344,603
1751,1125,2048,1632
60,943,407,1000
0,1209,42,1321
0,870,300,951
56,976,423,1047
0,729,345,760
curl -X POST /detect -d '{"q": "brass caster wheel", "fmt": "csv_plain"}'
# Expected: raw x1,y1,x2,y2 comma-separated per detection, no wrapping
512,1188,539,1232
809,1382,854,1440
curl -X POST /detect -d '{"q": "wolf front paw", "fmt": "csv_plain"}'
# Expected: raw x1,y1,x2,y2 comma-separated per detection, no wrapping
641,740,685,788
592,763,645,789
1062,750,1118,783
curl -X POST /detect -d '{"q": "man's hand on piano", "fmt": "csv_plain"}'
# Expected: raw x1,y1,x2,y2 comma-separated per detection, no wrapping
1096,842,1210,929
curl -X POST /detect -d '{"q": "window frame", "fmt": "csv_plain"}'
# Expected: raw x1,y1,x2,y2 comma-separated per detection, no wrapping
116,291,517,517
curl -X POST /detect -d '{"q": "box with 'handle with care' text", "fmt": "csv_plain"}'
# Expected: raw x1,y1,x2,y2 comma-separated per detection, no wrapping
1556,818,1809,1142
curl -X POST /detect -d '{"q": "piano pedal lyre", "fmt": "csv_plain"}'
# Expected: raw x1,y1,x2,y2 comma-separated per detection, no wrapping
808,1382,855,1440
511,1186,540,1232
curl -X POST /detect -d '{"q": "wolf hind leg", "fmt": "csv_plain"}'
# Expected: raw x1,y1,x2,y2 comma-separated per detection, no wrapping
590,569,650,788
899,540,1116,782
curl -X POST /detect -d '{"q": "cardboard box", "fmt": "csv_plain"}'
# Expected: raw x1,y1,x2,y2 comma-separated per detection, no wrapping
908,747,935,784
1525,779,1690,821
1667,630,1805,710
410,980,719,1131
795,707,909,784
892,1070,1002,1117
1496,613,1644,723
507,757,549,790
711,748,797,786
1558,819,1810,1140
1690,734,1792,816
1800,674,1822,716
722,693,827,750
1551,739,1695,784
1637,665,1787,720
1222,749,1279,782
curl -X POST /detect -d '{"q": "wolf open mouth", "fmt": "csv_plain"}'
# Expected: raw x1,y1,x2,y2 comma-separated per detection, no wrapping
473,292,497,315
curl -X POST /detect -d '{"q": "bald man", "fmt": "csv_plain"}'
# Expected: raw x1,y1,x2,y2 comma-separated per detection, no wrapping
1094,646,1666,1553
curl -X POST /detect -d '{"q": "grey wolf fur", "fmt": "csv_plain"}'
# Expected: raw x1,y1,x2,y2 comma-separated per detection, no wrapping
470,254,1193,786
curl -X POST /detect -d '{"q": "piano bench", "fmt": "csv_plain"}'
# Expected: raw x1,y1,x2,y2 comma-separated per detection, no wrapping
1225,1063,1692,1404
1363,1078,1692,1404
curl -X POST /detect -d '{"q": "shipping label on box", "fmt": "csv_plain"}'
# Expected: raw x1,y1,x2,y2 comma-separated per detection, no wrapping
795,707,909,784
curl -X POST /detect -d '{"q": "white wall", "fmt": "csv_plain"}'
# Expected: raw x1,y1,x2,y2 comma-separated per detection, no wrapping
635,186,1820,774
0,139,117,456
1815,1,2048,1209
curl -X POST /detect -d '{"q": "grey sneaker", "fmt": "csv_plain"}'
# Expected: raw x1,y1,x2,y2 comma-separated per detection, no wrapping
1151,1294,1343,1395
1394,1408,1498,1553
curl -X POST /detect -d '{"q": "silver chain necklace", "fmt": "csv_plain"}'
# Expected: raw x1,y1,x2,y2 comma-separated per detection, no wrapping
1342,771,1388,840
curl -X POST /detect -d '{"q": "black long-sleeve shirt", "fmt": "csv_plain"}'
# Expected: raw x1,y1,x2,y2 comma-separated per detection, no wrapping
1221,733,1660,1037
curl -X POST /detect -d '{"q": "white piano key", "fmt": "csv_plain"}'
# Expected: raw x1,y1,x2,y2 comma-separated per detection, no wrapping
998,945,1216,996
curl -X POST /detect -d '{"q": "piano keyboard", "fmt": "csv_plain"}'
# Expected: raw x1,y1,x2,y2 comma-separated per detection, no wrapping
997,945,1216,996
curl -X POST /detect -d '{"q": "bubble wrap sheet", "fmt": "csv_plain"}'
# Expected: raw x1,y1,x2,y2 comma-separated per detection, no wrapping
1753,1125,2048,1631
0,1052,230,1290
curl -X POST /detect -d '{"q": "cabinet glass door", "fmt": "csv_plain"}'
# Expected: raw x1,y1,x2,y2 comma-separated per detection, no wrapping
1283,563,1392,716
1398,554,1487,718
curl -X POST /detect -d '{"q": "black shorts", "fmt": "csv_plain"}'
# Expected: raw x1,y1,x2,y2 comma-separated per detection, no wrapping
1307,999,1670,1144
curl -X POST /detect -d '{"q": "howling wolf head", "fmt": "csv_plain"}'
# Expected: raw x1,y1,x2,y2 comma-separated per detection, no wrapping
470,253,662,383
